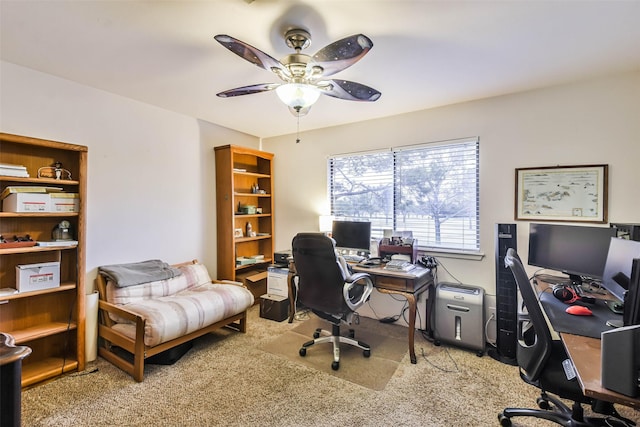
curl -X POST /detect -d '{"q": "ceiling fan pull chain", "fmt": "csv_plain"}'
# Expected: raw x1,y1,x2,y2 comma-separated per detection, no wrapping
296,112,301,143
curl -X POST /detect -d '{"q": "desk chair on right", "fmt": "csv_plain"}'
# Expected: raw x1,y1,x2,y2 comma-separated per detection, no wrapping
499,248,634,427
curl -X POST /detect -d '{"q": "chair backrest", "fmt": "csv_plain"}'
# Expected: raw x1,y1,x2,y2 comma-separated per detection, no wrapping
504,248,553,382
291,233,352,316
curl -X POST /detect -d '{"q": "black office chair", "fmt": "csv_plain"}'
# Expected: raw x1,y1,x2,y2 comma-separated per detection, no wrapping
291,233,374,371
499,248,633,427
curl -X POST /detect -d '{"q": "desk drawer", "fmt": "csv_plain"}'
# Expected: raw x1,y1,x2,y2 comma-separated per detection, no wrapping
374,275,414,292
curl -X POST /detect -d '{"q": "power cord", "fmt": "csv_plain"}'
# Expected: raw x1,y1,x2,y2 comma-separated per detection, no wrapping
419,346,459,373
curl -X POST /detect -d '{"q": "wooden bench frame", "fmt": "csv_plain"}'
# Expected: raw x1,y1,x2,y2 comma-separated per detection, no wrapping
96,260,248,382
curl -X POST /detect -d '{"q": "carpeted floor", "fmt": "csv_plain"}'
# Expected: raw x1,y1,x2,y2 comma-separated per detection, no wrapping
21,306,640,426
260,313,408,390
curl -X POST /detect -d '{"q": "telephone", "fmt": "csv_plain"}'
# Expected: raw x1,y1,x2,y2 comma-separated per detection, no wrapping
418,255,438,269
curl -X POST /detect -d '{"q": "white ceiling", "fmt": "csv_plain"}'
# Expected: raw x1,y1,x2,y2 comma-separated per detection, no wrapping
2,1,639,138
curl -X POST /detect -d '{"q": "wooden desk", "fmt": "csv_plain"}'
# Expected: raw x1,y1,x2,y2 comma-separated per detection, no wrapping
537,280,640,409
560,333,640,409
353,265,434,364
288,261,434,365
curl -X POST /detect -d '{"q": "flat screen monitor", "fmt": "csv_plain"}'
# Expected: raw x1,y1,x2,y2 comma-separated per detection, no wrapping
601,237,640,302
624,258,640,326
331,220,371,253
528,223,616,285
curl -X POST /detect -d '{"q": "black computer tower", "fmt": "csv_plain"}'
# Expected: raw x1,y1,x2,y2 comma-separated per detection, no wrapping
489,223,518,365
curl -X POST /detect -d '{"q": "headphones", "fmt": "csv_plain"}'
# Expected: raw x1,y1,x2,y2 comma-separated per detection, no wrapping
552,284,579,304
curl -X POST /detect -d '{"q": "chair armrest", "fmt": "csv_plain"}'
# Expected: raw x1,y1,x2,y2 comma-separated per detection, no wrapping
343,273,374,311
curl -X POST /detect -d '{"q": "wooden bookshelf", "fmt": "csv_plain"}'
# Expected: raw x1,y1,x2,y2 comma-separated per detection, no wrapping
0,132,87,387
214,145,274,300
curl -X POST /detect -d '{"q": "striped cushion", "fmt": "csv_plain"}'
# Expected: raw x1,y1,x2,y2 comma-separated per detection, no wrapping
106,263,212,305
111,282,254,346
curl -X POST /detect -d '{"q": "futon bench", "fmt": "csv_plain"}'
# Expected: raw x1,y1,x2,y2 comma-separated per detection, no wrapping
96,260,254,381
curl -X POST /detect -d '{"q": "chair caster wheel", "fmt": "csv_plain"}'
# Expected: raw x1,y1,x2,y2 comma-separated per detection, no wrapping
363,349,371,358
331,361,339,371
313,328,321,339
476,351,484,357
299,348,307,357
498,413,512,426
434,340,441,346
536,397,550,410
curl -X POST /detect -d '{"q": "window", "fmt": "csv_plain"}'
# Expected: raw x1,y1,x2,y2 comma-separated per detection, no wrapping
328,137,479,252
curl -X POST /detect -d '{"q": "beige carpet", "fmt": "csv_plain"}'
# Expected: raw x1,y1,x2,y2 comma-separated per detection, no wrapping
261,313,408,390
20,306,639,426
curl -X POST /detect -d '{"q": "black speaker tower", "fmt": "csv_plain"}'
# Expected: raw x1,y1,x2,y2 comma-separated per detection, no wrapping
489,223,518,365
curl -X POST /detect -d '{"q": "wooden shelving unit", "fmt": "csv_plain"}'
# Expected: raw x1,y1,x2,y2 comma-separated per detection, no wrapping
0,132,87,387
214,145,274,300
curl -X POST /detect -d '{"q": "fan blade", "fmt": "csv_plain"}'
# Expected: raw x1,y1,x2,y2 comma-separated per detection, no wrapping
312,34,373,77
320,80,381,102
217,83,279,98
215,35,286,74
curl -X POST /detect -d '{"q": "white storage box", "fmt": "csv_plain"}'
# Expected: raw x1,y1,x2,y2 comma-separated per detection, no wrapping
3,193,50,212
50,193,79,212
267,266,289,298
16,261,61,292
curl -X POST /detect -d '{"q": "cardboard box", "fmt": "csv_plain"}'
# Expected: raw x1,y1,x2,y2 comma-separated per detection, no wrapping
236,270,267,300
16,261,60,292
259,294,289,322
50,193,79,212
2,193,50,212
267,266,289,298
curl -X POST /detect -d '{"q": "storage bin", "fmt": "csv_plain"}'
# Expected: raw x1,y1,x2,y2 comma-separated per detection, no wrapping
16,261,61,292
2,193,50,212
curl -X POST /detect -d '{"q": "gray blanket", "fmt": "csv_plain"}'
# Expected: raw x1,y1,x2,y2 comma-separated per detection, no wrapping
98,259,182,287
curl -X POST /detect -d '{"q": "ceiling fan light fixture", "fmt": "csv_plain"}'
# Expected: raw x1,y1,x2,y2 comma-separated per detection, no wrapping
275,83,320,113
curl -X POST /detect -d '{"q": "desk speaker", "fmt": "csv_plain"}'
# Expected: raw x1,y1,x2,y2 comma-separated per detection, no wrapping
601,324,640,397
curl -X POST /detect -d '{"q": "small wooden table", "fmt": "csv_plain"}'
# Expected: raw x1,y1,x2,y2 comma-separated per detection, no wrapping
353,265,434,364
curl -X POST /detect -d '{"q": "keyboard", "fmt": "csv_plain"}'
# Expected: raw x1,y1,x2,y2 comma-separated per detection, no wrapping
342,254,365,263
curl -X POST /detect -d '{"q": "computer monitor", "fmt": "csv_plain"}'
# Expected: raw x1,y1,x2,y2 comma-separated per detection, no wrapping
331,220,371,253
601,237,640,302
528,223,616,285
623,259,640,326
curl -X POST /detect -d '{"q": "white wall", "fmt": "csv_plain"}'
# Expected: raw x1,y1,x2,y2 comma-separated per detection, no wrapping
0,61,259,291
3,59,638,330
264,71,640,328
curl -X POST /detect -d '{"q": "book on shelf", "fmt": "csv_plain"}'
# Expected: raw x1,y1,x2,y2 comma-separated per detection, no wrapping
1,186,64,200
37,240,78,247
0,163,29,178
0,163,27,170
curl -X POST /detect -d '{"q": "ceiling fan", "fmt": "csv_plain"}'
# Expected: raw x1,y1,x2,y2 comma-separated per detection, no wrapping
214,29,381,116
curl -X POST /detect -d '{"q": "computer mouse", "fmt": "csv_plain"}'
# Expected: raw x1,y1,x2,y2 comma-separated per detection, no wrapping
565,305,593,316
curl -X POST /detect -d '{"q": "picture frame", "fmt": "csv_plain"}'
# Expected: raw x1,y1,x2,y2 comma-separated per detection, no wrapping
515,164,608,223
234,228,243,238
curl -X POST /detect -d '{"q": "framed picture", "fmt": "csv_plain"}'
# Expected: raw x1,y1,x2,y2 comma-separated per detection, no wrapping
234,228,243,238
515,164,608,223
